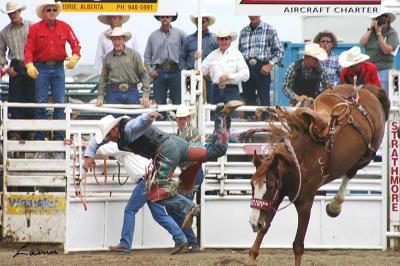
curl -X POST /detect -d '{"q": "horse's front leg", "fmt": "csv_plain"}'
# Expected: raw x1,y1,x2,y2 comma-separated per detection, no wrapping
293,200,313,266
245,226,268,266
326,175,349,217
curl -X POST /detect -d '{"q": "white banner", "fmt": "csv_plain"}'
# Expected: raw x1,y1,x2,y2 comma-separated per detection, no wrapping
235,0,381,16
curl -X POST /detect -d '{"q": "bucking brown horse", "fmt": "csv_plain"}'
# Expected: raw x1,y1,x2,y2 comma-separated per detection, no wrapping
246,84,390,266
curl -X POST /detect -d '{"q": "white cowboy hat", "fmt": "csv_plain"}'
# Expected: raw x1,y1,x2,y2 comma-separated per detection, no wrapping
105,27,132,42
338,46,370,68
175,105,196,118
213,27,237,42
36,0,62,19
95,115,129,144
97,15,130,25
190,12,216,26
370,7,396,23
1,0,26,14
298,43,328,61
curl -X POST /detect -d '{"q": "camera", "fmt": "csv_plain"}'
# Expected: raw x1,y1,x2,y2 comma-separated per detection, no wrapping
376,15,385,27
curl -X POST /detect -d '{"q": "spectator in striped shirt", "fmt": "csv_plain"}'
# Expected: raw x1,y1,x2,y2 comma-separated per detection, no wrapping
239,16,284,120
0,0,35,140
313,30,342,86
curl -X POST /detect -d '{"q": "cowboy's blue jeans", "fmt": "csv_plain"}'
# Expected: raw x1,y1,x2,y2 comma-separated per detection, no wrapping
34,62,65,140
166,169,204,247
106,87,140,104
120,179,187,249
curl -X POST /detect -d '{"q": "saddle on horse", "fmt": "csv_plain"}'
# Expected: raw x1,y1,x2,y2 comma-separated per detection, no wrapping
296,86,376,155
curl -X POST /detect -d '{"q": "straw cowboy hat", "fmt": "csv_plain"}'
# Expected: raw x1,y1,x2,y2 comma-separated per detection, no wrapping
338,46,370,68
154,13,178,22
190,12,216,26
370,7,396,23
298,43,327,61
1,0,26,14
171,105,196,119
97,15,130,25
36,0,62,19
95,115,129,144
213,27,237,42
313,30,338,48
105,27,132,42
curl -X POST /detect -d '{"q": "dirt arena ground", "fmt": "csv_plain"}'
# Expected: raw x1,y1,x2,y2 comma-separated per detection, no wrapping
0,242,399,266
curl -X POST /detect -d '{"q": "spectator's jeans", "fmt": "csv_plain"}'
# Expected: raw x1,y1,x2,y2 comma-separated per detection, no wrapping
204,79,213,104
212,84,241,118
152,69,181,104
378,69,389,92
120,179,187,249
34,62,65,140
8,60,35,120
8,60,35,139
242,63,271,119
106,87,140,104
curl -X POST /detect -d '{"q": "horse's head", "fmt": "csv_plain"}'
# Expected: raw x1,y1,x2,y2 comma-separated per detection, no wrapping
249,151,282,232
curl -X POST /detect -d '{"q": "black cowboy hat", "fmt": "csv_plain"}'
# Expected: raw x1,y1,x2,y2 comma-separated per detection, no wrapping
313,30,338,48
154,13,178,22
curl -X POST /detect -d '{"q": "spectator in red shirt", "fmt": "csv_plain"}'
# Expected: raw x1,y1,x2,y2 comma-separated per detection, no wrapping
24,0,81,143
339,46,381,88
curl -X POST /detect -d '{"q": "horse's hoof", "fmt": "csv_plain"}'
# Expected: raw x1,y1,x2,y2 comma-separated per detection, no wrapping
326,203,340,217
244,257,257,266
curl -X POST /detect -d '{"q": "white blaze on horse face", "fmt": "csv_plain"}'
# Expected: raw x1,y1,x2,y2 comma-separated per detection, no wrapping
249,181,267,231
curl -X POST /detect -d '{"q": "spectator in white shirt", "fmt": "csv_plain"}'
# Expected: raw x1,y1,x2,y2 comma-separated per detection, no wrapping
94,15,140,73
202,28,249,117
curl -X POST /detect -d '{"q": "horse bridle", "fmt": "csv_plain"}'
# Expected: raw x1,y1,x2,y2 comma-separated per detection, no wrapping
250,168,282,214
250,138,302,213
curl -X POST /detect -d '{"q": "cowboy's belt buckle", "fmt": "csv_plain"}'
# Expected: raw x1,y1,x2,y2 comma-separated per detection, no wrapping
218,84,226,89
119,83,129,92
248,58,257,66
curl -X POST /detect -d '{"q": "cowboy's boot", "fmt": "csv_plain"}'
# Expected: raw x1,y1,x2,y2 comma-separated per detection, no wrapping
221,100,243,117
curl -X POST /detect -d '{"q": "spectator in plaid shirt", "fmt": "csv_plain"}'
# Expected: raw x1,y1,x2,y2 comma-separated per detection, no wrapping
239,16,284,120
283,43,330,106
313,30,342,86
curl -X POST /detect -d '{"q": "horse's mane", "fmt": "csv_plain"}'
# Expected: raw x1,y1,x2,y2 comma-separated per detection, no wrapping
362,84,390,121
268,107,311,140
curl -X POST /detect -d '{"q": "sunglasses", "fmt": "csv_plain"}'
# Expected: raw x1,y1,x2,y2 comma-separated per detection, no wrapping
320,40,332,43
217,37,230,41
45,8,57,13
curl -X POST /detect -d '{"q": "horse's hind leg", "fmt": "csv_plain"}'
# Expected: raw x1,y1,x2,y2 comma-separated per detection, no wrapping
245,227,268,266
326,175,349,217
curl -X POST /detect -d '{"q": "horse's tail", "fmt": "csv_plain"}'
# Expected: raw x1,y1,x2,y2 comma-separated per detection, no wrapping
363,84,390,121
268,107,310,137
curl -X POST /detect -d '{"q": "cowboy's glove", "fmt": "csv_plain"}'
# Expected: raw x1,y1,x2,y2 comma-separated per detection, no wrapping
66,54,80,69
25,63,39,79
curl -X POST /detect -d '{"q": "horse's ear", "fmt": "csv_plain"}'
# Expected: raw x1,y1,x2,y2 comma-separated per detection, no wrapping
270,153,280,170
252,150,261,168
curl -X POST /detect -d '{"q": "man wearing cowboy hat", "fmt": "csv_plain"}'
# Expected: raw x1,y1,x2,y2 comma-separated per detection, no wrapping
239,16,284,120
170,104,204,252
360,7,399,91
0,0,35,140
313,30,342,86
179,12,218,103
283,42,330,105
96,27,150,108
144,14,187,106
94,14,139,74
339,46,381,87
83,100,243,231
24,0,81,143
202,28,249,117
